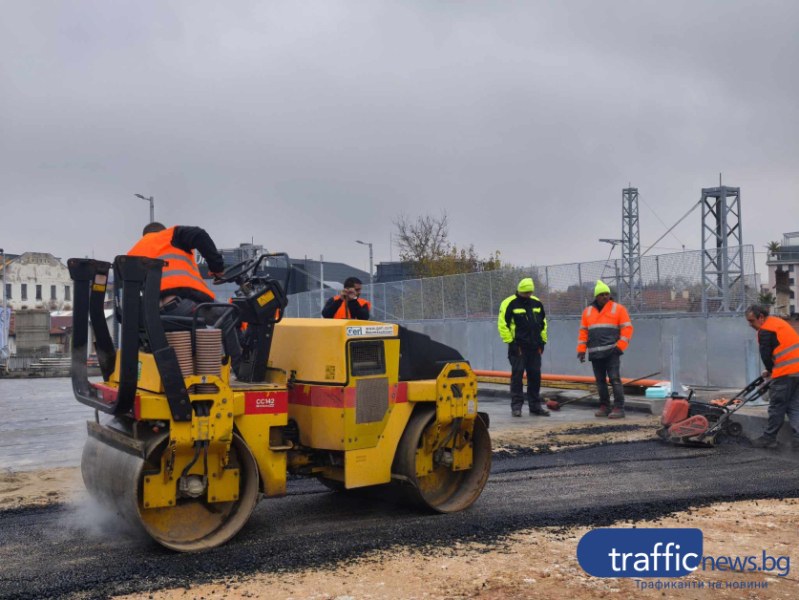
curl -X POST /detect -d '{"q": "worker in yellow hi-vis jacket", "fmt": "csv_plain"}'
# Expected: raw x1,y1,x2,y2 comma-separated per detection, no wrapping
498,277,549,418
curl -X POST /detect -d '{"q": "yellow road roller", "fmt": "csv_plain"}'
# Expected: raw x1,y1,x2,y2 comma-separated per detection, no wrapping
68,254,491,551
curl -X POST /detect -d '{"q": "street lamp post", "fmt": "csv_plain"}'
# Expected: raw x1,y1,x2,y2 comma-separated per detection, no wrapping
0,247,5,310
599,238,623,292
356,240,374,302
0,247,8,360
134,194,155,223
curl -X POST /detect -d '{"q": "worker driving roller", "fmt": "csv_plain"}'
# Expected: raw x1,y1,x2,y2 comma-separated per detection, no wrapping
127,222,244,374
322,276,371,319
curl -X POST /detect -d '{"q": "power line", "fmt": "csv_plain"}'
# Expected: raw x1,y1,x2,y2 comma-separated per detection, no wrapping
641,200,702,257
640,195,686,248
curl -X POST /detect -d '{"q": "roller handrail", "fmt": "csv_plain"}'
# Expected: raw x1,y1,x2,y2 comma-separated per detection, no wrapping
68,258,115,412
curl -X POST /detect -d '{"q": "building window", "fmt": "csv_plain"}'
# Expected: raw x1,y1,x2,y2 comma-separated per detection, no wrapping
51,285,57,300
5,283,10,299
36,285,42,300
21,283,27,300
65,285,71,301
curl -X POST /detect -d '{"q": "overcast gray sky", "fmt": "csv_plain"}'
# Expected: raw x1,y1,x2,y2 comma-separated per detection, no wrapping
1,0,797,277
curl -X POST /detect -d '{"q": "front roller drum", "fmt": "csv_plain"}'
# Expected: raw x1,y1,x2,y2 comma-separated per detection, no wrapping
81,426,260,552
392,407,491,513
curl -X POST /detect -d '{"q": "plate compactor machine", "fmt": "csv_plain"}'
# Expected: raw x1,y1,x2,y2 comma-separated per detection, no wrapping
656,376,771,447
68,254,491,551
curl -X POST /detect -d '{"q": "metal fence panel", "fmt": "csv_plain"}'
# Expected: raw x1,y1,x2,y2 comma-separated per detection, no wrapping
286,246,759,321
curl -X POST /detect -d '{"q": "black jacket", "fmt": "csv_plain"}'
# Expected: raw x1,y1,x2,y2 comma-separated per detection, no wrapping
498,294,547,350
168,226,224,303
171,226,224,273
757,328,779,372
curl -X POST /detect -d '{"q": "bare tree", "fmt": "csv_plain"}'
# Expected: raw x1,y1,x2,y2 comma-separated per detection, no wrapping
393,211,502,277
393,212,451,264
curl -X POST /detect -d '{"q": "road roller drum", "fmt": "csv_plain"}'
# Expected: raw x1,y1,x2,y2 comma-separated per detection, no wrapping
68,254,491,551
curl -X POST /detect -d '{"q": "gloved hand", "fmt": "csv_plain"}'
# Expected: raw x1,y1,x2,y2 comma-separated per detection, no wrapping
209,271,225,282
613,347,624,356
508,342,521,356
577,351,586,363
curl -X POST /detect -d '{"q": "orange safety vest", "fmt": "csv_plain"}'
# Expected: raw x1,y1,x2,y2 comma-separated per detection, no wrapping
576,300,633,360
331,295,371,319
127,227,214,300
759,316,799,378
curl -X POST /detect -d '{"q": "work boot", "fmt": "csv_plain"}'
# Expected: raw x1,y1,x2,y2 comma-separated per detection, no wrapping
595,405,611,418
529,404,551,417
751,436,779,449
512,409,522,417
608,406,626,419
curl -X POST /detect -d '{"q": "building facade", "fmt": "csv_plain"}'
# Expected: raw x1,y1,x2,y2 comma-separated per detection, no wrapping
766,232,799,318
1,252,73,311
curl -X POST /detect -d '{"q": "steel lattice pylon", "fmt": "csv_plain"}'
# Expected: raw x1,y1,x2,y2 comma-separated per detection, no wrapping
621,187,642,310
701,186,744,312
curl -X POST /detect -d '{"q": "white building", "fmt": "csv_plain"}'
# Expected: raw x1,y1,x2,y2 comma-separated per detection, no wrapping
1,252,73,312
766,232,799,318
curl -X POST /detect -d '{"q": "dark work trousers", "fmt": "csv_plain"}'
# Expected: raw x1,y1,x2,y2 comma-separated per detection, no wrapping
161,297,243,375
590,352,625,408
509,346,542,411
762,375,799,441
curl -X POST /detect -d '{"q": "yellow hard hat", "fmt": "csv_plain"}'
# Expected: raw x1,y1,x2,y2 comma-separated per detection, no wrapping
517,278,534,293
594,280,611,296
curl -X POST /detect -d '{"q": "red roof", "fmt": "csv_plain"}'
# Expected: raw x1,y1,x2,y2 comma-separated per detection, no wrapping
6,313,73,336
50,315,73,335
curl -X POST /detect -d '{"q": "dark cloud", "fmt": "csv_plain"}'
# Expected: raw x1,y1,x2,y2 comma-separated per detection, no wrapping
2,0,797,275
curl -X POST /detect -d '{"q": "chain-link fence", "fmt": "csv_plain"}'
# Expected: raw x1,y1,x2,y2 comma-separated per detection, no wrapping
285,246,760,320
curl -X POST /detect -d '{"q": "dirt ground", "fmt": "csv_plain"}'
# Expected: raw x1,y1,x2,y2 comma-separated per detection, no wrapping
3,421,797,599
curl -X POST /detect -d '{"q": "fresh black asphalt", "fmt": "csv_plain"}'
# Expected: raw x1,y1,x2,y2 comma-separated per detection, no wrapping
1,439,797,600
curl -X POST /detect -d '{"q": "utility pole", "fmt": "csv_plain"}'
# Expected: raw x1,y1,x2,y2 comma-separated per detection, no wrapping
356,240,374,302
134,194,155,223
621,187,642,311
700,184,743,312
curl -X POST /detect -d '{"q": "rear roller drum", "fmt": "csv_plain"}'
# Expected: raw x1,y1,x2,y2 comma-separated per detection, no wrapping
82,426,259,552
393,407,491,513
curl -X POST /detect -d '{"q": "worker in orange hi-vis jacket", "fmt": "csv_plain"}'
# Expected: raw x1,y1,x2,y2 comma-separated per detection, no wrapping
745,304,799,449
576,280,633,419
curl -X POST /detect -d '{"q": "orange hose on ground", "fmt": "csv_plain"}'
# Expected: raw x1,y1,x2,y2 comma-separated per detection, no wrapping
473,370,663,388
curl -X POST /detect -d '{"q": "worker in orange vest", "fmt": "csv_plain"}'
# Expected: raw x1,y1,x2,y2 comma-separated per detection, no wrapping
322,277,371,320
128,222,242,373
577,280,634,419
745,304,799,449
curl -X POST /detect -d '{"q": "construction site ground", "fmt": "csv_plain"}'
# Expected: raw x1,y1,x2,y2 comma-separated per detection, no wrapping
1,378,797,599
